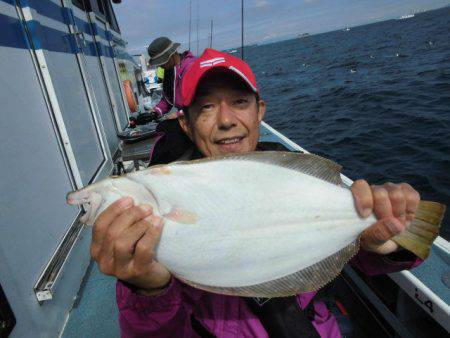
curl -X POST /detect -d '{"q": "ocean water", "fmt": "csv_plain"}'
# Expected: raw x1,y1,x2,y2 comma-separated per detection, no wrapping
245,7,450,239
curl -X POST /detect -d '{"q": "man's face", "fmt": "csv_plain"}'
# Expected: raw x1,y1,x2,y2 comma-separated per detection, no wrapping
179,70,266,157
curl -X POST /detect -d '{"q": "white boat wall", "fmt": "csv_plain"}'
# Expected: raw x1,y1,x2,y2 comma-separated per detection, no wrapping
0,0,139,336
0,1,448,337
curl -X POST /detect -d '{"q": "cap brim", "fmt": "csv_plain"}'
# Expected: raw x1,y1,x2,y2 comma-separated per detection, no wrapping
183,66,258,107
149,43,180,67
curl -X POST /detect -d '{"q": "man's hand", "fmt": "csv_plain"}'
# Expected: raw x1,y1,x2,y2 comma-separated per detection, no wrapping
91,197,171,294
351,180,420,255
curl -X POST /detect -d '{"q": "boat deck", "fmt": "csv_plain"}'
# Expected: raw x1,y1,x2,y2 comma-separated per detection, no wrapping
62,254,119,337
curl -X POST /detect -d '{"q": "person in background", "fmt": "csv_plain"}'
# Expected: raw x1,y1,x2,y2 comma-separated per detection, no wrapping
91,49,423,337
147,36,196,119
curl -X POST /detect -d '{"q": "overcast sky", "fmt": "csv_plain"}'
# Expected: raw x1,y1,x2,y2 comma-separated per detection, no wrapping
112,0,450,56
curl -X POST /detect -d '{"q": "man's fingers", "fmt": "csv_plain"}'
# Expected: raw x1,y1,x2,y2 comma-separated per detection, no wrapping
361,238,399,255
131,216,170,289
113,220,150,268
372,185,393,220
361,217,403,254
351,179,373,218
362,217,404,246
97,205,154,264
95,197,133,232
382,183,407,223
105,205,154,242
133,216,164,267
92,197,134,243
91,197,133,258
400,183,420,223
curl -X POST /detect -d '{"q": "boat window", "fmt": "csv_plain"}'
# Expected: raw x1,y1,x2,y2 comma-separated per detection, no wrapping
90,0,120,33
90,0,106,17
104,0,121,33
72,0,91,11
96,0,106,15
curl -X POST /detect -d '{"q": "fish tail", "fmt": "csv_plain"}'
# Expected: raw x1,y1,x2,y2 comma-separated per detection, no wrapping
392,201,445,259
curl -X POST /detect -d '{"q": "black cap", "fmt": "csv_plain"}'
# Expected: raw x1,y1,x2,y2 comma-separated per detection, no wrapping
147,37,180,67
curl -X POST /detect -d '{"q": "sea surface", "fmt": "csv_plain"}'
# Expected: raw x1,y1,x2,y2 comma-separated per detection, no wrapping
245,6,450,239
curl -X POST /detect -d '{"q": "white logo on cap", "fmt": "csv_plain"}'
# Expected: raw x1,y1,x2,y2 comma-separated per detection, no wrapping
200,57,226,68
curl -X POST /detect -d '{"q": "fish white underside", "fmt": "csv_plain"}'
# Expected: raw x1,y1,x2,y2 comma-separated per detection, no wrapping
68,152,444,296
67,152,445,297
106,159,375,288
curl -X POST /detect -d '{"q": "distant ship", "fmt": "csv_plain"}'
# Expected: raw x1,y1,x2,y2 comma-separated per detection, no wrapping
398,14,415,20
228,49,238,54
298,33,310,38
342,27,351,32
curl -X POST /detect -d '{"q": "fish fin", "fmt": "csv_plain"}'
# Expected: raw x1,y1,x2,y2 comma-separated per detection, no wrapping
164,207,197,225
176,151,343,186
392,200,445,259
176,240,360,298
149,166,172,175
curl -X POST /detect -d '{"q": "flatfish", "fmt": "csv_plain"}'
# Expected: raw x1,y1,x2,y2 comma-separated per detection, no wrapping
67,152,444,297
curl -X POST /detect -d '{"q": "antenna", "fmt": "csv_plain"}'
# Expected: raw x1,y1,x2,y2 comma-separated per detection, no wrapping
188,0,192,50
209,20,213,48
196,0,199,55
241,0,244,60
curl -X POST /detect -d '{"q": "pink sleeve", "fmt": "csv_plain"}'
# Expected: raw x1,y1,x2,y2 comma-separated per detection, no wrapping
116,278,199,338
154,94,172,117
350,249,423,276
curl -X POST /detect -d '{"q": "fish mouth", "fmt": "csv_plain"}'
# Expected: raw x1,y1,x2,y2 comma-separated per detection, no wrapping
67,190,102,225
67,190,91,205
80,192,103,225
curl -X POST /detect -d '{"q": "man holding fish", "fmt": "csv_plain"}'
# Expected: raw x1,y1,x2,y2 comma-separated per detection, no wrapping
88,49,435,337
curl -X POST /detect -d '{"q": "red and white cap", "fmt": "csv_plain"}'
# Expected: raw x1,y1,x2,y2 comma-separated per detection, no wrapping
181,48,258,107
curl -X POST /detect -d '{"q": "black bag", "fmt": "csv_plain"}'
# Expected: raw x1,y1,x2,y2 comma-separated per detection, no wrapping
150,118,194,165
136,112,157,125
245,296,320,338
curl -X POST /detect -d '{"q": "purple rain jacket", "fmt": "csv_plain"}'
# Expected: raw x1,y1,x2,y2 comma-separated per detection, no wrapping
153,51,196,117
116,249,422,337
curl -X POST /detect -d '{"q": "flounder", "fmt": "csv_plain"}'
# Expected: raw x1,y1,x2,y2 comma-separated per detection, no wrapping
67,152,444,297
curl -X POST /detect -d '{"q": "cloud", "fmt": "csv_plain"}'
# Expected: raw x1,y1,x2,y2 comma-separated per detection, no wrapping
255,0,269,8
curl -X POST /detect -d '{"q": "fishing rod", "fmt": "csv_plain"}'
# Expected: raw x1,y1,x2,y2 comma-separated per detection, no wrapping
241,0,244,60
